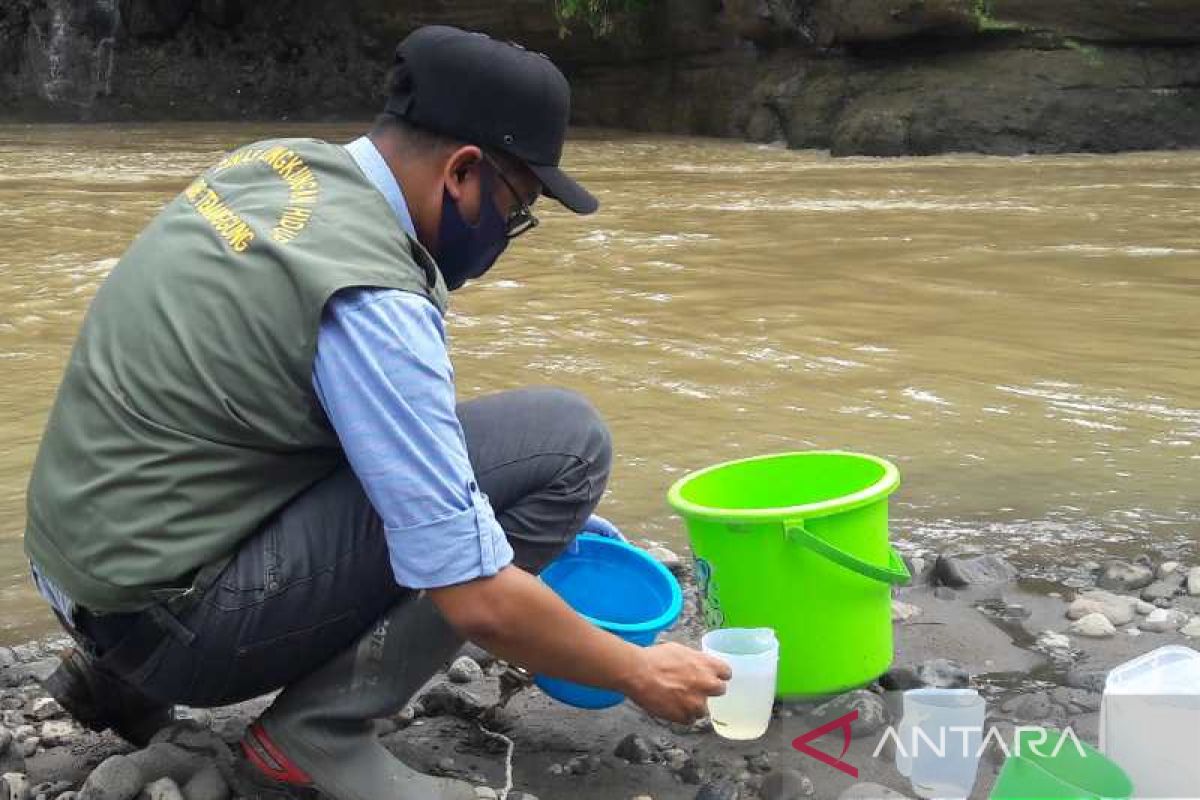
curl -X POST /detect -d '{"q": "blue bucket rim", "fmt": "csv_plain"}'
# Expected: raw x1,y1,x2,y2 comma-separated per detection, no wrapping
541,534,683,635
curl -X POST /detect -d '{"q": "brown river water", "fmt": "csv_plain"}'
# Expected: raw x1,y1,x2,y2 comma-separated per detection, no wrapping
1,123,1197,644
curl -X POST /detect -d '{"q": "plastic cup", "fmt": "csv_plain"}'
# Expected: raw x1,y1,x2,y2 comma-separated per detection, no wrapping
901,688,986,799
701,627,778,740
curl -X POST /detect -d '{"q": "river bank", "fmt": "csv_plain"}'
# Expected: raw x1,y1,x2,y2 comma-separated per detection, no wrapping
3,545,1198,800
2,1,1199,156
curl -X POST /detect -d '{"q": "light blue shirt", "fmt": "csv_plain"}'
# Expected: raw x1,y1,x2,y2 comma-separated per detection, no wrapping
314,137,513,589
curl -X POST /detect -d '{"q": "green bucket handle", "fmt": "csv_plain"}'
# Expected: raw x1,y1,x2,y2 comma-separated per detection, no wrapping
785,520,911,585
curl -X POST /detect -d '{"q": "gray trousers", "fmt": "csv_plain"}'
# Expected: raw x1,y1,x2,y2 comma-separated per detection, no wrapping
80,387,612,707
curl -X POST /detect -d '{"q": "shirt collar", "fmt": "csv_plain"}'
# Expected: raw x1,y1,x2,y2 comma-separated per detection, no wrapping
345,136,418,240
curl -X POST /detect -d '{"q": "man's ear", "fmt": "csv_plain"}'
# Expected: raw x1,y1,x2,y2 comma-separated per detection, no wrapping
442,145,483,202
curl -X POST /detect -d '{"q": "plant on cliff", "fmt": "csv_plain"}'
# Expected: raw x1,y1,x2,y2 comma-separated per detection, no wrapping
554,0,651,36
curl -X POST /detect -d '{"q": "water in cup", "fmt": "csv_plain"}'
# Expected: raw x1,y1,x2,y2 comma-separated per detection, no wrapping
701,627,778,740
901,688,986,799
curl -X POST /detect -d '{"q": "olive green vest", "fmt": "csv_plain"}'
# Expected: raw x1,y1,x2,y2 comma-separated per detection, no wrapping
25,137,448,612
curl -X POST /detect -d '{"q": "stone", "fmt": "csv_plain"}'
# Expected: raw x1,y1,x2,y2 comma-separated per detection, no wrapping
646,545,684,575
1068,613,1117,638
2,773,31,800
1097,562,1155,592
1066,667,1108,693
1158,561,1181,579
662,748,689,771
1066,590,1137,626
891,600,922,623
614,733,654,764
933,553,1018,587
1139,608,1189,633
744,752,771,774
1181,617,1200,638
917,658,970,689
760,768,813,799
678,759,705,784
0,652,13,670
30,779,72,799
127,743,206,786
436,757,455,772
1037,631,1072,652
1188,567,1200,596
459,643,497,669
36,721,76,748
474,789,498,800
140,778,184,800
1136,600,1156,615
878,666,923,691
809,690,889,735
1050,686,1102,713
1000,692,1059,721
418,683,488,720
837,784,913,799
15,741,36,759
9,731,33,745
1141,576,1185,603
695,781,738,800
27,700,61,723
180,764,228,800
446,656,483,684
933,586,958,601
79,754,142,800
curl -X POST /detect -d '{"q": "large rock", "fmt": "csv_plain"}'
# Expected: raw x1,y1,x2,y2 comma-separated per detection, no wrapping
933,553,1018,587
809,690,889,735
1068,613,1117,639
80,755,142,800
1097,561,1156,592
760,768,814,799
1139,608,1189,633
1066,590,1136,626
1188,567,1200,597
990,0,1200,43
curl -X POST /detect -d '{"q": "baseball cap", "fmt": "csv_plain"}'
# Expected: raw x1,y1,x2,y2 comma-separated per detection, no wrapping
384,25,598,215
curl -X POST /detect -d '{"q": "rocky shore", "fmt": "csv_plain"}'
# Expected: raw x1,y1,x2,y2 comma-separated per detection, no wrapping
2,547,1199,800
3,0,1199,156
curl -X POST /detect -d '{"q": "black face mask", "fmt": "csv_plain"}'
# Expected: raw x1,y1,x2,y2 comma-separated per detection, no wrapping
434,166,509,291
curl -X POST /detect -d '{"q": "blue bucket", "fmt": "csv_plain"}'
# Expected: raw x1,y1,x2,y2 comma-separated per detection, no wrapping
535,534,684,709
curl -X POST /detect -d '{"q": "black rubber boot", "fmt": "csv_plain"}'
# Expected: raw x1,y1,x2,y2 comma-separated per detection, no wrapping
41,646,174,747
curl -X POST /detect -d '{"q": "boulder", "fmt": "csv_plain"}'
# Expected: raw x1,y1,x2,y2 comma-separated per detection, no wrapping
1068,613,1116,638
1188,567,1200,597
1066,590,1136,626
760,768,814,799
933,554,1018,587
79,755,142,800
1097,561,1155,592
809,690,889,735
1139,608,1189,633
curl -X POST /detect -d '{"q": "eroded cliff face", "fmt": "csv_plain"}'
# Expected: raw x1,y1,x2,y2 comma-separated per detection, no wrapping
2,0,1198,156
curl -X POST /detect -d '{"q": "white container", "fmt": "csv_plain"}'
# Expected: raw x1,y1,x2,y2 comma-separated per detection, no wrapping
900,688,986,800
1101,644,1200,799
701,628,778,740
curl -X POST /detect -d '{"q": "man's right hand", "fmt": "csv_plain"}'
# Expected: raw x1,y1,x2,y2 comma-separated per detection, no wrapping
625,641,731,723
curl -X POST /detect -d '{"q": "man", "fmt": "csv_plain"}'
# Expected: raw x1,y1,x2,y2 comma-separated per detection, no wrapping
24,24,729,800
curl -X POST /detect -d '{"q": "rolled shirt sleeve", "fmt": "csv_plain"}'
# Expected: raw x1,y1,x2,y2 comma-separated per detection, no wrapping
312,287,514,589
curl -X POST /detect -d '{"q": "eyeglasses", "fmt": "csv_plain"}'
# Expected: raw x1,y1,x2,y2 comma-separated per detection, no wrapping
483,153,539,239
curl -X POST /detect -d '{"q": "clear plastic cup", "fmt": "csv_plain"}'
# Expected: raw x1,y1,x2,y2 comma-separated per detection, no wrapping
901,688,986,799
701,628,778,740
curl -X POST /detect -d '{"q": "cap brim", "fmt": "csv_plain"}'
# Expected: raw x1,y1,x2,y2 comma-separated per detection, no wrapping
529,163,599,215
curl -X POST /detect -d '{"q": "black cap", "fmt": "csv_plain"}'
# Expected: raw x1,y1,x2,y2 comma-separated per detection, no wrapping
385,25,598,215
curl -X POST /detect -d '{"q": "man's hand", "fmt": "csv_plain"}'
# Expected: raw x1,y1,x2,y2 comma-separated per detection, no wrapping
626,641,731,723
429,566,729,724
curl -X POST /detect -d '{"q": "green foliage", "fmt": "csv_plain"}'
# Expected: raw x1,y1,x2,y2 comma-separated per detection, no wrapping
555,0,651,37
971,0,1024,32
1063,37,1105,67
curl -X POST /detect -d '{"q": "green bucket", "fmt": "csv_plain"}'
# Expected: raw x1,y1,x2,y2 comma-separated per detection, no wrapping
667,451,909,698
990,728,1133,799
